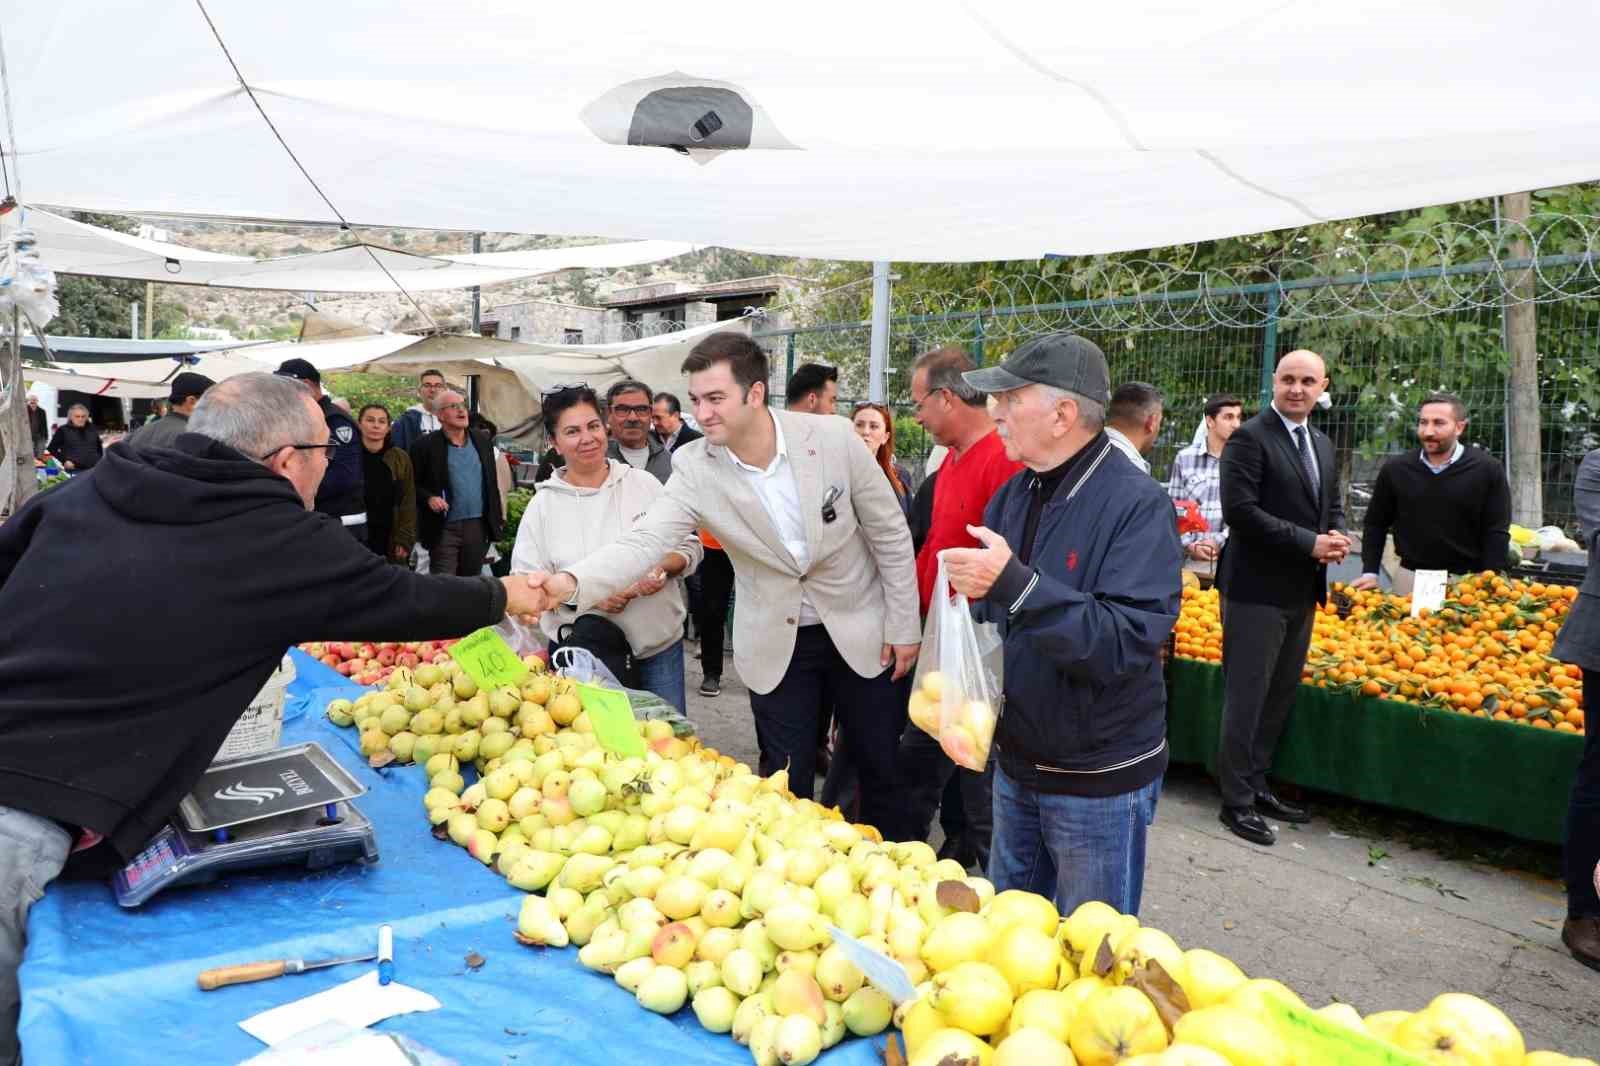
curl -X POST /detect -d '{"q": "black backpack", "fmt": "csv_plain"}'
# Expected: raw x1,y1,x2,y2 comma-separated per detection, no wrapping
556,614,639,689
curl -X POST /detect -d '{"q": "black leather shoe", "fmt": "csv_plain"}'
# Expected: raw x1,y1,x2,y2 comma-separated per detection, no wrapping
1563,917,1600,972
1255,790,1311,824
1220,805,1276,846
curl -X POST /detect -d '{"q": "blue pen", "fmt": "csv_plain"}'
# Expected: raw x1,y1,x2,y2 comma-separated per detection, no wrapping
378,925,394,986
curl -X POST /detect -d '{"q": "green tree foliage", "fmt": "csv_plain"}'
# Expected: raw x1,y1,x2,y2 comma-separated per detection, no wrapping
324,372,423,418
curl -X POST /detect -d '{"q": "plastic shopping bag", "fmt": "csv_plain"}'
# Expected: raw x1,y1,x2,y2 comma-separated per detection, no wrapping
908,551,1002,771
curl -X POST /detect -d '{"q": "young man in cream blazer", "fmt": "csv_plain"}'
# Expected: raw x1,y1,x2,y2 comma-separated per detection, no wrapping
526,333,919,833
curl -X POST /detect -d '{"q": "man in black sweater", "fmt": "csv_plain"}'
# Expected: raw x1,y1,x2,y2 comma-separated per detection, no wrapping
0,373,543,1063
1353,393,1511,594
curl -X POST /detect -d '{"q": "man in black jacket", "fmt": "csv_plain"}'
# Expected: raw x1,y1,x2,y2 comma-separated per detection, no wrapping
45,404,102,473
651,392,703,453
0,372,541,1063
1352,392,1511,594
411,389,504,576
276,358,366,540
1215,349,1350,846
26,395,47,458
944,334,1182,916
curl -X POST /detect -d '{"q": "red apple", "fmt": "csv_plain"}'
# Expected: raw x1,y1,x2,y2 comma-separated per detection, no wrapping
376,649,397,666
320,654,341,668
416,642,437,657
335,661,354,675
398,652,420,668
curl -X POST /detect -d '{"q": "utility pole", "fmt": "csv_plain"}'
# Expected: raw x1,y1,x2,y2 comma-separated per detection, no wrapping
1501,191,1542,527
145,282,155,338
470,232,483,335
868,261,890,403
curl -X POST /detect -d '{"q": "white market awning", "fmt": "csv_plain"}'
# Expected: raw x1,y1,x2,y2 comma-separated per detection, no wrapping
6,208,697,293
7,3,1599,262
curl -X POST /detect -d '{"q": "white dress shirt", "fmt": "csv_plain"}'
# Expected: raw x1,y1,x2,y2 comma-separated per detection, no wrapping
727,411,819,625
1271,403,1319,485
1104,427,1151,475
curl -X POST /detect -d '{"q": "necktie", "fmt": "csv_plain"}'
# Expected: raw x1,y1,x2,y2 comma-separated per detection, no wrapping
1295,426,1319,502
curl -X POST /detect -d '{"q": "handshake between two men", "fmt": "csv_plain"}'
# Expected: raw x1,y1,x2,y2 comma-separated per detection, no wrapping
496,570,920,682
499,569,579,619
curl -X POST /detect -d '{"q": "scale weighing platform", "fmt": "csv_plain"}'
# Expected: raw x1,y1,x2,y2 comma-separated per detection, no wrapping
113,742,379,907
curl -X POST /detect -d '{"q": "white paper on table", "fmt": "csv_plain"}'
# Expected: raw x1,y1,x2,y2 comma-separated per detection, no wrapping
237,1020,415,1066
1409,569,1448,617
239,970,440,1047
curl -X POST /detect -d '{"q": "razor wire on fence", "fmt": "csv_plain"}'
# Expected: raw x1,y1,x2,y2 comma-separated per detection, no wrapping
755,215,1600,527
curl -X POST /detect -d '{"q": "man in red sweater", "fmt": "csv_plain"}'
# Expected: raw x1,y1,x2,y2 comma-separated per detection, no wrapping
890,346,1022,867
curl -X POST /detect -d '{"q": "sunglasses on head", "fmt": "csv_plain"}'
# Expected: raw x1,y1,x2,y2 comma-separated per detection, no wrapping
542,382,591,397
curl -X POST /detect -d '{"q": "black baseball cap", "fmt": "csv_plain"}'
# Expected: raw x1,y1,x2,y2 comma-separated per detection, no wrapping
962,332,1111,406
169,372,215,404
274,358,321,387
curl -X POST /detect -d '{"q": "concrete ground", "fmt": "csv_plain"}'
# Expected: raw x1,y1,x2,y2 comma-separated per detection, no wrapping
676,640,1600,1058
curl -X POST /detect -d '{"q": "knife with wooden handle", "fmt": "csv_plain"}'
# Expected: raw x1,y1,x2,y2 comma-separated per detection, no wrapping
197,952,377,990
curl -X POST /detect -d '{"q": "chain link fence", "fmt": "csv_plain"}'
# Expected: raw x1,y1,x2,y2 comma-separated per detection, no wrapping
754,250,1600,527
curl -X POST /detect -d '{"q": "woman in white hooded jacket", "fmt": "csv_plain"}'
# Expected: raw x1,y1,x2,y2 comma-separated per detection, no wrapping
512,385,702,711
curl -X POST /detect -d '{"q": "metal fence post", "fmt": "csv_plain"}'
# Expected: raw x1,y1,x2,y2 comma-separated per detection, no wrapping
1259,287,1281,405
785,333,796,386
973,312,986,365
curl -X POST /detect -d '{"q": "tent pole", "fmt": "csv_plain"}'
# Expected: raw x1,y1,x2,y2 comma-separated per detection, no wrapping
868,260,890,403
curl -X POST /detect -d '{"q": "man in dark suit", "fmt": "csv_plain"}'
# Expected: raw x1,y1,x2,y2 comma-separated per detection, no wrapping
1552,448,1600,970
651,392,703,453
1216,349,1350,846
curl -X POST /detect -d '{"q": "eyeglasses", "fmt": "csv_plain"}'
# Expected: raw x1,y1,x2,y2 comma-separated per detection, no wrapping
541,382,590,397
610,404,651,417
438,402,468,413
909,388,948,413
259,442,337,460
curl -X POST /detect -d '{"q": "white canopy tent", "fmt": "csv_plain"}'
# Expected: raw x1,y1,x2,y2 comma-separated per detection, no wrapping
4,208,698,293
6,3,1599,261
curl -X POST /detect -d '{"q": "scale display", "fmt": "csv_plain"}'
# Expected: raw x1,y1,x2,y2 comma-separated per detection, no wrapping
113,743,378,907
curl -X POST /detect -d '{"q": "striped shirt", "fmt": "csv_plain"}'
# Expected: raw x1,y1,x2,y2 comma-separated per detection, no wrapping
1164,440,1227,547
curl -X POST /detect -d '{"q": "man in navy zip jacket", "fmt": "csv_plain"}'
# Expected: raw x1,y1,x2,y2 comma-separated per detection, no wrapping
945,333,1181,916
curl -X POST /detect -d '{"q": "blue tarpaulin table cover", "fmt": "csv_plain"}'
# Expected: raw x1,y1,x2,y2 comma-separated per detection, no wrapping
20,649,887,1064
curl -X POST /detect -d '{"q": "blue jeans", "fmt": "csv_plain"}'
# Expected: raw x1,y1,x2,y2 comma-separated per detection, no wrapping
988,764,1161,917
637,640,687,714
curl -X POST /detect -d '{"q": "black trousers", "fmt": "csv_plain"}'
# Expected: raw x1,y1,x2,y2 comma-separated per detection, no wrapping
696,548,734,679
1569,670,1600,917
749,625,905,833
889,721,994,869
1217,596,1316,808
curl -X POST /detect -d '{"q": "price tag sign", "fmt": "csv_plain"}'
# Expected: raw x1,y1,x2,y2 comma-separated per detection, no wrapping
826,926,915,1004
1266,997,1429,1066
576,682,646,758
1410,569,1449,618
449,628,529,690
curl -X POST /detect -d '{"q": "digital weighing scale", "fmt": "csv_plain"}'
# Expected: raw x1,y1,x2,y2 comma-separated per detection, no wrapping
113,742,379,907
